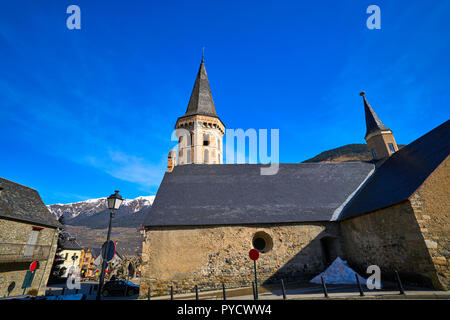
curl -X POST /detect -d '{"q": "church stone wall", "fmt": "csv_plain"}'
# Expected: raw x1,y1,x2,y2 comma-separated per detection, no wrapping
409,156,450,290
340,200,444,289
140,222,341,296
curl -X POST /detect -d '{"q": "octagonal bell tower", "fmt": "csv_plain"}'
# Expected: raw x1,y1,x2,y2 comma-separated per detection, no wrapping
173,58,225,167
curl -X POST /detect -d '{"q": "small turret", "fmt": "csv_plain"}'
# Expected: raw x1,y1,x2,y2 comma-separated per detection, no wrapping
361,91,398,160
167,150,176,172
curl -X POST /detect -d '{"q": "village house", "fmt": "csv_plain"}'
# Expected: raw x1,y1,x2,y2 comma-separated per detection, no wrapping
140,59,449,295
58,232,83,278
0,178,61,297
79,247,99,280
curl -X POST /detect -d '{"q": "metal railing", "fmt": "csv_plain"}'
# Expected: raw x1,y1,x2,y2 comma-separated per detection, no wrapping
0,243,51,262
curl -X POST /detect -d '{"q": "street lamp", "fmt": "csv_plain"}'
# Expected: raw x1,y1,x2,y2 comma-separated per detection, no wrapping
107,190,124,210
96,190,124,300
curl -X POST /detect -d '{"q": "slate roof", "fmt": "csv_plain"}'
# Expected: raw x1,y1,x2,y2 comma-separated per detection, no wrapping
143,162,374,227
181,59,218,118
61,238,83,250
362,94,390,138
0,177,60,228
340,119,450,220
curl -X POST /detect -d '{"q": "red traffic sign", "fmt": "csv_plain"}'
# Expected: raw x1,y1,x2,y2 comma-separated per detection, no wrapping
249,249,260,261
29,261,38,272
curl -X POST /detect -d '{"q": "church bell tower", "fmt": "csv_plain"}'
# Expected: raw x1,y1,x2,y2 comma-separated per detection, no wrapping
361,91,398,161
168,58,225,170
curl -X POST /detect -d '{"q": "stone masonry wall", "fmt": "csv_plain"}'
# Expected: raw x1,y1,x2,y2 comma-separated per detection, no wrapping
140,223,341,296
409,156,450,290
0,218,59,297
340,201,441,289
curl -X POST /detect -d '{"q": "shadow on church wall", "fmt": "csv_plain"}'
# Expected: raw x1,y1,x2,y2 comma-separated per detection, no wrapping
262,229,342,286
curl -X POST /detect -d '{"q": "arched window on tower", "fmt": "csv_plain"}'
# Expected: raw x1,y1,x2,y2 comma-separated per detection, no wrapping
187,132,192,146
204,149,209,163
186,148,191,164
203,133,210,146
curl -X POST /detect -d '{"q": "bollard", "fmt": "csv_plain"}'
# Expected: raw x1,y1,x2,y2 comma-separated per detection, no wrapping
222,283,226,300
170,286,174,300
252,282,256,300
281,279,287,300
89,285,93,295
61,287,65,295
394,270,405,295
75,288,79,294
148,287,151,300
195,285,199,300
320,275,328,298
355,274,364,296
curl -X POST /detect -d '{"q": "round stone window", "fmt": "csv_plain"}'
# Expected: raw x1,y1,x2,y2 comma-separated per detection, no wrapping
252,231,273,253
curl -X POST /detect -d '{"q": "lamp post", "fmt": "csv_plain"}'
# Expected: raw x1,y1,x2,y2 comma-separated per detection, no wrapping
96,190,124,300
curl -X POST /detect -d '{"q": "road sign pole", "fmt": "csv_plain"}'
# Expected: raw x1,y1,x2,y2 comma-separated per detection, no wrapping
248,249,260,300
254,260,258,300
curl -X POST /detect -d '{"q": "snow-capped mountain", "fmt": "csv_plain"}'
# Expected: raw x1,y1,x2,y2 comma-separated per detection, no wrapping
47,196,155,229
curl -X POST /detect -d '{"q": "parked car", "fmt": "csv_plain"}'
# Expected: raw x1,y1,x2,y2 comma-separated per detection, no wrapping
102,280,139,297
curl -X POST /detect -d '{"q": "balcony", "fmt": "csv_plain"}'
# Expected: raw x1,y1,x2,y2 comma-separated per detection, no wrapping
0,243,52,263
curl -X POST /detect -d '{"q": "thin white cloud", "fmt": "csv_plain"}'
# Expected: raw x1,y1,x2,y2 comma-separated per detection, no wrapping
82,151,166,188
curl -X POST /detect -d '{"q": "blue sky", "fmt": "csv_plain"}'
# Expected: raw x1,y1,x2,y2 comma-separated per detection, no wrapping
1,0,449,204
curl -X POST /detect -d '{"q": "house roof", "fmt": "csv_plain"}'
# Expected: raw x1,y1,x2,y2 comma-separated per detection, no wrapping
143,162,374,227
59,232,83,250
0,177,60,228
181,59,218,118
340,119,450,220
61,238,83,250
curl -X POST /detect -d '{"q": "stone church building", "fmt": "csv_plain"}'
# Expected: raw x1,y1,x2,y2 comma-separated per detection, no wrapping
140,59,449,295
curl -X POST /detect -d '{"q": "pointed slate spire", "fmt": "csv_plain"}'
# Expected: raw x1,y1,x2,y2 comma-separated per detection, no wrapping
360,91,389,138
184,60,217,117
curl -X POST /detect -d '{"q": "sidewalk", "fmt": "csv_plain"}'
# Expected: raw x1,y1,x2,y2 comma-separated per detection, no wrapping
46,280,139,300
148,283,450,300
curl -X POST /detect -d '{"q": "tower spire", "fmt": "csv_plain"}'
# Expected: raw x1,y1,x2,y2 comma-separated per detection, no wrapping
183,58,217,117
360,91,389,139
360,91,398,160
